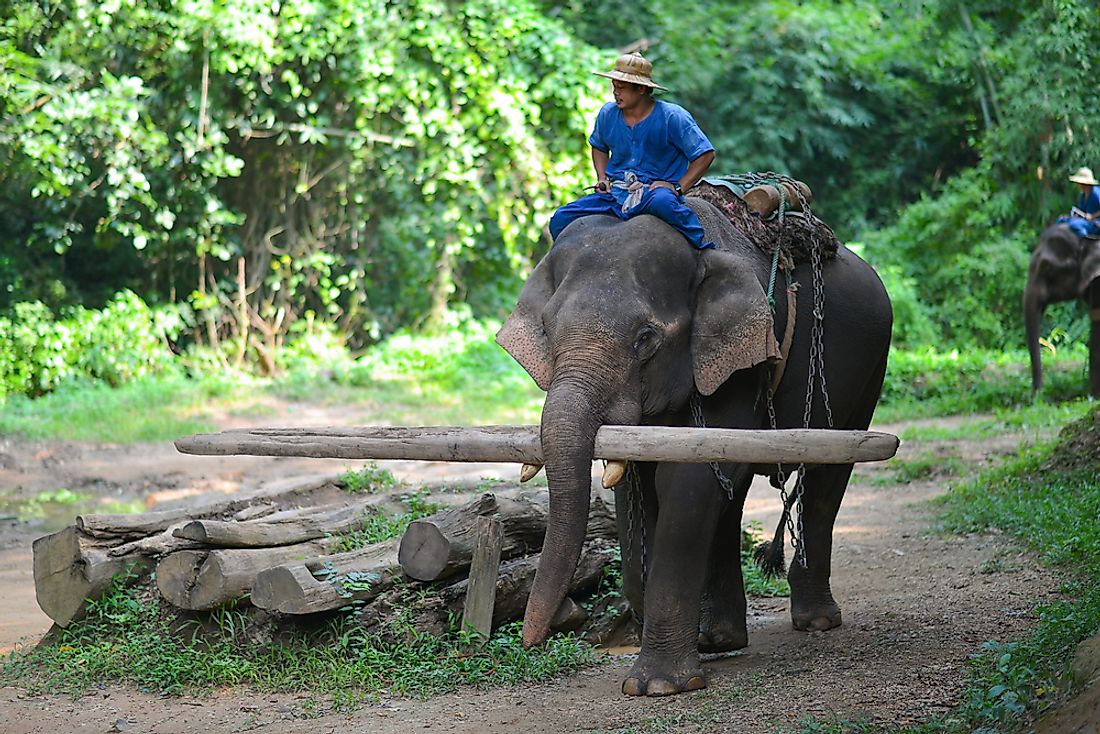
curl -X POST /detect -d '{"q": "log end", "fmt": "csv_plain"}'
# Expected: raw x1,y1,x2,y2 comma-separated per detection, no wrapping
33,527,123,627
155,551,206,609
251,565,308,612
398,520,452,581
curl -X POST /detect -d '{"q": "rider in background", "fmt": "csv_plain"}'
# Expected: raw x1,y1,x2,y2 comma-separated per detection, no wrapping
1059,166,1100,238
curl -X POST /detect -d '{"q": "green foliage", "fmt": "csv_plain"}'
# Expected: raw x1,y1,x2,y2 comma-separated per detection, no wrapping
0,290,183,399
876,345,1090,420
861,0,1100,349
1,576,598,700
337,463,398,494
1,0,603,360
741,522,791,598
0,375,234,442
332,490,442,553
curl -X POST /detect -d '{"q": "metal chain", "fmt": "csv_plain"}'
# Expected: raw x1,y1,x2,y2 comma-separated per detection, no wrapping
626,462,647,617
690,391,737,501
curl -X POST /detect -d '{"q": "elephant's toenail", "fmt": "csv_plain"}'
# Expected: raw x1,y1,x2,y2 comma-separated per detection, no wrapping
622,678,645,696
646,679,679,697
685,675,707,691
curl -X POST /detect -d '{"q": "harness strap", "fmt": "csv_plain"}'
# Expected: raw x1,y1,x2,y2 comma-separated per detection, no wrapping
770,285,798,392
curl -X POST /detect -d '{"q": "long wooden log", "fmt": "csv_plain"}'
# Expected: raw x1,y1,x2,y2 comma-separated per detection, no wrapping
175,425,899,464
76,474,345,539
250,540,402,615
173,501,372,548
398,492,617,582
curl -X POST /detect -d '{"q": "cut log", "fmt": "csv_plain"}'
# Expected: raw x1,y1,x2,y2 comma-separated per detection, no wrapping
398,492,616,582
77,473,345,539
461,517,504,639
32,526,149,626
250,540,403,615
175,425,900,465
155,539,333,611
173,501,372,548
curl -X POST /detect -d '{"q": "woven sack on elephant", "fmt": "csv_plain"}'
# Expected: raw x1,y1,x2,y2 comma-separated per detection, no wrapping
688,177,840,265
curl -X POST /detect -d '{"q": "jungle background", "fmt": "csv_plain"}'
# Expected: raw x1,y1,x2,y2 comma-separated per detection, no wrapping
3,1,1100,733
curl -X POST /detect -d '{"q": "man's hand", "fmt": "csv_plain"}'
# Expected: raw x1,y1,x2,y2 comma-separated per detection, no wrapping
595,179,611,193
651,181,675,192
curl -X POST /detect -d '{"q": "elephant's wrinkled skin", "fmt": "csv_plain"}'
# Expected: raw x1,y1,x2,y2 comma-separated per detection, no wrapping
1025,223,1100,397
497,198,892,696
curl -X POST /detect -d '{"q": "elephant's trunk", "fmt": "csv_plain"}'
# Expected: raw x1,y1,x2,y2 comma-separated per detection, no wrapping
1024,286,1046,395
522,367,610,647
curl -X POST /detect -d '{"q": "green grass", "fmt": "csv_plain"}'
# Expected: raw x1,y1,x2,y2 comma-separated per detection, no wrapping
876,346,1090,422
331,490,442,552
0,375,253,443
0,577,598,703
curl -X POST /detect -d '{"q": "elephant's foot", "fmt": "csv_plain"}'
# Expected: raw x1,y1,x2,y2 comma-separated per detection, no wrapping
622,653,707,697
790,593,842,631
788,567,842,631
697,619,747,653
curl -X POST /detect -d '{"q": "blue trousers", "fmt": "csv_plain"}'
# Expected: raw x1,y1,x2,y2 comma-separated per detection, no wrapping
1058,215,1100,238
549,187,715,249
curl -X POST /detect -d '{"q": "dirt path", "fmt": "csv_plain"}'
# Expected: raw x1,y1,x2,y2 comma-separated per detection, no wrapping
0,405,1067,733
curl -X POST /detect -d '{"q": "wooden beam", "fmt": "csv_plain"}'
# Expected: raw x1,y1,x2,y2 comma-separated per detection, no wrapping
176,425,899,465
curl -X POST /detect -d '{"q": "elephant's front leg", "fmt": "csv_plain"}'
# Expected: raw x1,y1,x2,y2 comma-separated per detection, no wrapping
623,463,724,697
787,463,852,631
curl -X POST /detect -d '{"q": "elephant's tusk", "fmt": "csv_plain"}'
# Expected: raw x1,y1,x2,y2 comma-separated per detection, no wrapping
602,460,628,488
520,463,544,483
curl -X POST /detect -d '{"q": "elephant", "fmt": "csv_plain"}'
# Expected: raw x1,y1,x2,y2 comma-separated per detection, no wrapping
1024,223,1100,397
496,196,893,696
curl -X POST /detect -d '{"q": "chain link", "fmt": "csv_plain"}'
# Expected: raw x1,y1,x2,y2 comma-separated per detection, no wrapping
690,391,738,501
616,461,647,619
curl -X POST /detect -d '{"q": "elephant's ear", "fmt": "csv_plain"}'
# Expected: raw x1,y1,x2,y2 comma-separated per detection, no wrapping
691,249,780,396
496,258,555,391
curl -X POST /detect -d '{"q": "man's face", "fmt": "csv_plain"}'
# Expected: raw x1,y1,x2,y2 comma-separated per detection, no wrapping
612,80,648,110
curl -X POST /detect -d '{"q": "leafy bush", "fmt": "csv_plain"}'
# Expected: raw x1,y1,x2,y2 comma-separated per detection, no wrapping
0,290,181,399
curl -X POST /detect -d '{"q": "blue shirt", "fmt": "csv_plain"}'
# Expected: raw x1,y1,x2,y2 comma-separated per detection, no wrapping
588,100,714,187
1078,186,1100,215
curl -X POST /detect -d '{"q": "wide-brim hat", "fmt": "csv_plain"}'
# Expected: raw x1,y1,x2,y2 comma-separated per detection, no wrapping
1069,166,1099,185
593,52,668,91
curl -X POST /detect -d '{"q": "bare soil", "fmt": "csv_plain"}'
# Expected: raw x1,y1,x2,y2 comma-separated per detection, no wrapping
0,404,1080,733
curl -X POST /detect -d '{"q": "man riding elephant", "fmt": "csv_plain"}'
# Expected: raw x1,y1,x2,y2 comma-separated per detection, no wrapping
548,52,717,250
1058,166,1100,239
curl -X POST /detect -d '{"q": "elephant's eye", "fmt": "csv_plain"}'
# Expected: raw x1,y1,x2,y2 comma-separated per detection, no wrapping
633,324,662,362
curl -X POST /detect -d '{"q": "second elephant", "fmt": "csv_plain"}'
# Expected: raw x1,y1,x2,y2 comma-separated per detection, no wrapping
1024,223,1100,397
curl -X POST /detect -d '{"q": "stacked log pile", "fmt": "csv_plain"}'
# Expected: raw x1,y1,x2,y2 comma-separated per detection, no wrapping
32,476,623,640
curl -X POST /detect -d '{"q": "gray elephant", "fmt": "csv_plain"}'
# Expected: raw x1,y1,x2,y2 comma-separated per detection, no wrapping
496,197,892,696
1025,223,1100,397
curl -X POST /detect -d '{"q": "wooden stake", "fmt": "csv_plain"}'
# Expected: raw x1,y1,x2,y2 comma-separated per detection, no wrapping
461,516,503,641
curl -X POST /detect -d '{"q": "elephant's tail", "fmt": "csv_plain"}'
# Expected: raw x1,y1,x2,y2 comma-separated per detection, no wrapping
752,490,795,578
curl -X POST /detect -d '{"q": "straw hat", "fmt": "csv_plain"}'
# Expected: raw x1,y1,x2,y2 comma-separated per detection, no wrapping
1069,166,1099,185
593,52,668,91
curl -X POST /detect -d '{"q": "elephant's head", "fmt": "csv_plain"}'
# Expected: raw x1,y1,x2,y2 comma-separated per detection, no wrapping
496,212,779,646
